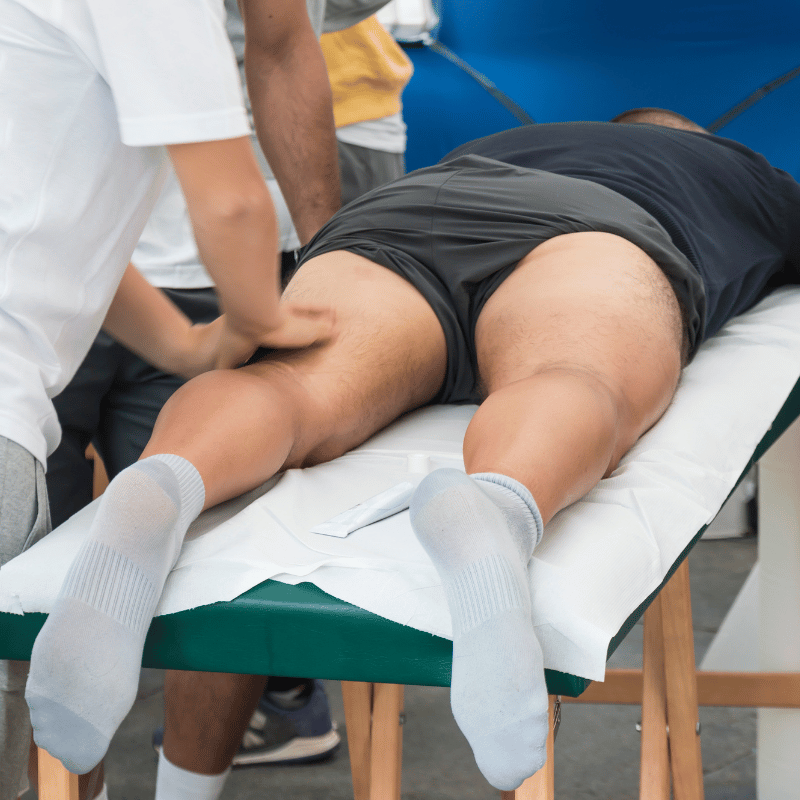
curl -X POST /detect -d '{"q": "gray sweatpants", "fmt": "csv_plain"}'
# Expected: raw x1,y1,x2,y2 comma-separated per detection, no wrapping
0,436,50,800
337,141,405,207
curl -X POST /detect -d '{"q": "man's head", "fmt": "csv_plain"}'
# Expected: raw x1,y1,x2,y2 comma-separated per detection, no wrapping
611,107,707,134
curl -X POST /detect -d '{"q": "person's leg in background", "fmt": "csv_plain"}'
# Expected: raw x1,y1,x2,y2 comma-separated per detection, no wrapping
154,674,267,800
1,438,49,800
154,673,340,771
336,139,405,206
410,232,685,790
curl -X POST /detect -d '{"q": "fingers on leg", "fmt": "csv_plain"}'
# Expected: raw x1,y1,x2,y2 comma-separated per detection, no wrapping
468,232,684,521
144,252,448,508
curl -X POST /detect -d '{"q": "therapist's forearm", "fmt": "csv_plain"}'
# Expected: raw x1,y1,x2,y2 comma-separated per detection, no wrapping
187,186,281,338
103,264,222,378
246,23,340,244
168,137,282,341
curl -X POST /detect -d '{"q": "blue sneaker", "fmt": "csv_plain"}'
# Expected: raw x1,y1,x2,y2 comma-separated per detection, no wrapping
152,680,340,767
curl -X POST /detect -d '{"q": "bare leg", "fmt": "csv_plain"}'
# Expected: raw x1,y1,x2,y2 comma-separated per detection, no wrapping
466,231,683,517
410,232,683,789
27,252,447,774
143,252,447,507
161,672,267,774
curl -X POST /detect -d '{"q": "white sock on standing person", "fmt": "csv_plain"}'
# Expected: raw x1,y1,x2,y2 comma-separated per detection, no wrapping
155,750,230,800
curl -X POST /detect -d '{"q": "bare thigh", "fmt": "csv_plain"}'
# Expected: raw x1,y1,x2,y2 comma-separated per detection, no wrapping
144,252,447,508
472,231,683,488
273,252,448,463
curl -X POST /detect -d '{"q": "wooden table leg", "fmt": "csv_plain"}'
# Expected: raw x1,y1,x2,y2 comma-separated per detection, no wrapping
341,681,374,800
369,683,404,800
640,592,670,800
500,695,556,800
661,560,704,800
37,748,78,800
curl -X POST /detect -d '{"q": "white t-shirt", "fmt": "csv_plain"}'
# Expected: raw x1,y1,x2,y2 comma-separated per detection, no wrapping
335,113,408,154
132,171,215,290
0,0,250,464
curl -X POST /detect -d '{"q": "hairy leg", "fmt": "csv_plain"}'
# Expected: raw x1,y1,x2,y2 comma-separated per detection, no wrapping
411,232,683,789
466,231,683,517
27,252,447,773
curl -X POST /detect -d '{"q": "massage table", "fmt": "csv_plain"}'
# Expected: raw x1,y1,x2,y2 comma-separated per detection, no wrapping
3,288,800,799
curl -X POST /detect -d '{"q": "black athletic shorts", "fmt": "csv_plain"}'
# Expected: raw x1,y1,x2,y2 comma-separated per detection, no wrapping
298,154,699,404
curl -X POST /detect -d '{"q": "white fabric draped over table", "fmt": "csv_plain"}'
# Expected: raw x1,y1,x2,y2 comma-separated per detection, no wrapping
3,288,800,681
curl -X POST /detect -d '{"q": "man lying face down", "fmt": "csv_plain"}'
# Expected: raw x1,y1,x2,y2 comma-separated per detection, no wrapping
26,109,800,789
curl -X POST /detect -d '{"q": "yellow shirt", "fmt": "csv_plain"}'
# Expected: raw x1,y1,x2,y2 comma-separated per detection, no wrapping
320,16,414,129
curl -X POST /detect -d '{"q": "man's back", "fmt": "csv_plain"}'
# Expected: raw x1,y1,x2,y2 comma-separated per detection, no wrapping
445,121,800,344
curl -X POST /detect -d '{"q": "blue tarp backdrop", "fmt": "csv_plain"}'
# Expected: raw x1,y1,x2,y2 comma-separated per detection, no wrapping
401,0,800,179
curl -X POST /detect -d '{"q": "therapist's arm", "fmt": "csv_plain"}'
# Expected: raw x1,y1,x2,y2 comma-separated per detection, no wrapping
103,263,224,378
239,0,340,244
167,137,334,364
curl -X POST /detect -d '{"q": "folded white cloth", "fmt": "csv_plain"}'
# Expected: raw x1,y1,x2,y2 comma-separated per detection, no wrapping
3,288,800,680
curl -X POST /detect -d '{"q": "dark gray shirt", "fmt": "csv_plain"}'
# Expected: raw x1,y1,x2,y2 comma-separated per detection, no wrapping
445,122,800,342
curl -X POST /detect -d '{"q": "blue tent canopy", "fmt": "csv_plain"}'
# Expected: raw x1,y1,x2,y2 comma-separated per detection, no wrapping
402,0,800,178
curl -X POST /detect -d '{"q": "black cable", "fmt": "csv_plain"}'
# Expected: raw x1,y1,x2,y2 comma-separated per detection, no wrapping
426,40,536,125
708,63,800,133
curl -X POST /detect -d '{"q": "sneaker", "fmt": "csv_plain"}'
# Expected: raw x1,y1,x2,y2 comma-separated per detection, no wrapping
152,680,340,767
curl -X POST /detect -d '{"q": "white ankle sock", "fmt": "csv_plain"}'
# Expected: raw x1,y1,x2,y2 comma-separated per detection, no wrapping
470,472,543,560
155,751,230,800
26,454,204,774
409,468,548,791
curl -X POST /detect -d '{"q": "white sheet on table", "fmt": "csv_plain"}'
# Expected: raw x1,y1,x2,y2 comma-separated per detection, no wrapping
3,287,800,681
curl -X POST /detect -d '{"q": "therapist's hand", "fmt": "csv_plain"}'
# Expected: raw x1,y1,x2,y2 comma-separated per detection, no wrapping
214,303,336,369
